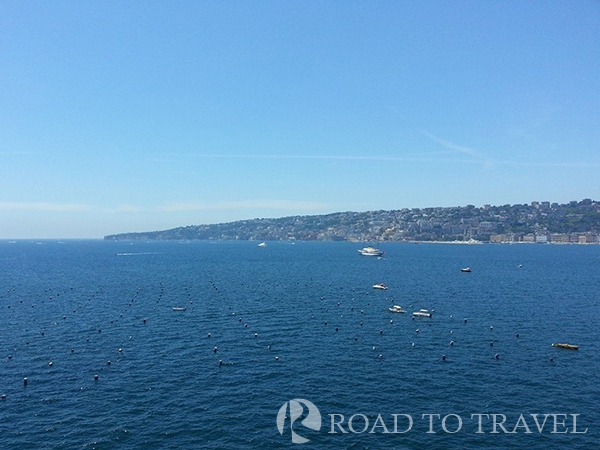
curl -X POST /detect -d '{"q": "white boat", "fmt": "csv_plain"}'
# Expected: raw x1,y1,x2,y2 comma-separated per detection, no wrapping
372,283,388,290
412,309,432,318
358,246,384,256
172,307,187,311
258,242,267,247
388,305,406,313
461,267,472,272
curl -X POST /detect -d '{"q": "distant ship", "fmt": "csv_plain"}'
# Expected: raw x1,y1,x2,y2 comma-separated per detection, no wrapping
258,242,267,247
358,246,384,257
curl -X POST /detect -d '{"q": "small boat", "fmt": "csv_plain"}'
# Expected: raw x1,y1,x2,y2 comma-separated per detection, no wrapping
258,242,267,247
372,283,388,290
552,343,579,350
461,267,472,272
412,309,432,318
172,307,187,311
358,246,384,257
388,305,406,313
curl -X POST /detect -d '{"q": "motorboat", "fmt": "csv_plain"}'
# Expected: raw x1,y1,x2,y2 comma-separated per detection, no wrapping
388,305,406,313
172,307,187,311
412,309,432,318
461,267,472,272
258,242,267,247
372,283,388,290
552,343,579,350
358,246,384,257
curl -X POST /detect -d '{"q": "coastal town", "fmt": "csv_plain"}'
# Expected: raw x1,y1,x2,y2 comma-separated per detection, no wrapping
105,198,600,244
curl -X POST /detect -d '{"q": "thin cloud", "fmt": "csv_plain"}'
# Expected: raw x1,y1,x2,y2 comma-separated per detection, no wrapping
423,131,600,168
151,152,465,164
157,200,332,212
422,132,488,160
0,202,92,212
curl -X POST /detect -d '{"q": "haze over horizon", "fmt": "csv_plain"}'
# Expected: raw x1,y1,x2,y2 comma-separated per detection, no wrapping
1,1,599,239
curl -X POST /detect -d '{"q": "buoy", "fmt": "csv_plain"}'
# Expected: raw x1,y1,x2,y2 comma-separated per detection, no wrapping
254,333,258,338
550,358,554,363
464,318,467,323
324,321,327,325
94,375,99,381
450,341,454,346
23,377,28,386
219,360,223,366
494,353,500,360
442,355,447,361
207,333,211,338
490,342,494,346
213,347,218,353
415,329,419,333
1,394,6,400
335,327,339,332
380,330,383,334
275,356,279,361
378,354,384,359
48,362,53,366
516,333,519,338
118,348,122,353
411,342,415,347
490,326,494,330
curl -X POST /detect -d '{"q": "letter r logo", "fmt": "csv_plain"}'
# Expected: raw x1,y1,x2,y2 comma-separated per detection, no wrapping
277,399,322,444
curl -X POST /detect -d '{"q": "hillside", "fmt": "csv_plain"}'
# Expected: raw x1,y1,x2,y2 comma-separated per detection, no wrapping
104,199,600,243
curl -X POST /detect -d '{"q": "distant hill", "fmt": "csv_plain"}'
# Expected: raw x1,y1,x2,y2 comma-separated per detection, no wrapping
104,199,600,243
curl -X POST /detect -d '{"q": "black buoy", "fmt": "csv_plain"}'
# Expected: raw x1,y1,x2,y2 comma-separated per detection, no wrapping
94,375,99,381
494,353,500,360
442,355,447,361
23,377,28,386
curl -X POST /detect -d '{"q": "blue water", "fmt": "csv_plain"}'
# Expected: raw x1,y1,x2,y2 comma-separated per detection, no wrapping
0,240,598,449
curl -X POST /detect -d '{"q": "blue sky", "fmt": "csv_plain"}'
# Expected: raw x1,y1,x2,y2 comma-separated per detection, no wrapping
1,1,599,238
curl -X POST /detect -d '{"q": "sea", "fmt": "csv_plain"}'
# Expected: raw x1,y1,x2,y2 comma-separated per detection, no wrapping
0,240,598,449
